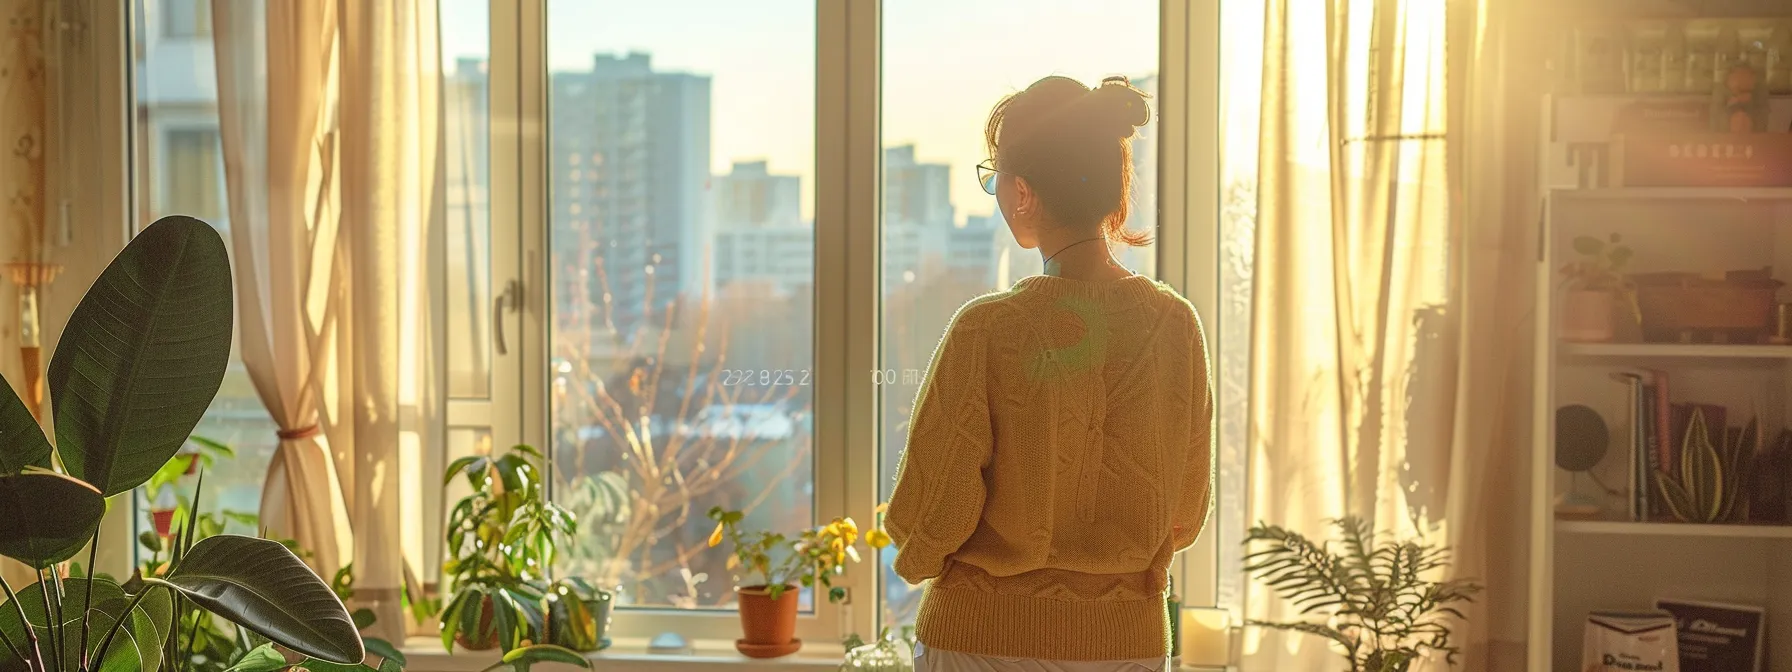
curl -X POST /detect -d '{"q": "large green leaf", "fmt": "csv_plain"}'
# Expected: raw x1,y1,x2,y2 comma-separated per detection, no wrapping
0,378,52,474
0,471,106,569
161,535,364,664
48,215,234,497
0,575,173,672
483,644,590,672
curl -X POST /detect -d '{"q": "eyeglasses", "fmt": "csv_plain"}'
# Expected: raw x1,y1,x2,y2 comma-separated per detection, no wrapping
976,160,1009,196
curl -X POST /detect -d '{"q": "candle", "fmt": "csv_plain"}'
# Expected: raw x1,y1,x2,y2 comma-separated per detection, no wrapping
1179,607,1232,669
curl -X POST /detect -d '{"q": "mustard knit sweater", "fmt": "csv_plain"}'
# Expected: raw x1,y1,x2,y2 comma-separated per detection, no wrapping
885,273,1215,662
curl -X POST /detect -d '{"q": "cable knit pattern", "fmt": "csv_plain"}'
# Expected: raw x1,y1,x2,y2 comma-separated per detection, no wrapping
885,273,1215,661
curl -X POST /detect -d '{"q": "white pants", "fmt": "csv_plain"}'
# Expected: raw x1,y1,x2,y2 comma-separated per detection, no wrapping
912,642,1170,672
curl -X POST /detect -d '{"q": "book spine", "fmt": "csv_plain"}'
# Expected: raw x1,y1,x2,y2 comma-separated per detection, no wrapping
1641,383,1659,521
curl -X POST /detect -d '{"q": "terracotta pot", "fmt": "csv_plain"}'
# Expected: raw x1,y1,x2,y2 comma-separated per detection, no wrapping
454,595,499,651
151,509,176,537
735,585,800,658
182,452,200,475
1561,289,1617,342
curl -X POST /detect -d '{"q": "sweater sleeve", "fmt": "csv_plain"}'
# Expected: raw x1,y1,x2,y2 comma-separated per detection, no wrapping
1172,307,1215,552
885,304,994,584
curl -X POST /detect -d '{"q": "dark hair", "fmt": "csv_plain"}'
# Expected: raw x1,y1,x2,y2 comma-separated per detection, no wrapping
984,74,1153,247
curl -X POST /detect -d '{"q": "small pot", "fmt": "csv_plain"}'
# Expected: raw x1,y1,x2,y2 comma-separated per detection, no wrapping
1561,289,1617,342
151,509,176,537
454,595,499,651
735,585,801,658
548,590,614,652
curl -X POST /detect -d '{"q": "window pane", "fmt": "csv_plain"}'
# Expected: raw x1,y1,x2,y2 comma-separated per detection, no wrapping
132,0,274,541
443,0,493,399
878,0,1160,628
546,1,817,610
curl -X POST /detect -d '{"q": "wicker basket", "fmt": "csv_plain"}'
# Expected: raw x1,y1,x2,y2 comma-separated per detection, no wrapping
1635,270,1781,342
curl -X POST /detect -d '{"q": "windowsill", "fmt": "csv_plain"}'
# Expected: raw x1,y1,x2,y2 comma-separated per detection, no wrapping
398,638,1235,672
397,637,847,672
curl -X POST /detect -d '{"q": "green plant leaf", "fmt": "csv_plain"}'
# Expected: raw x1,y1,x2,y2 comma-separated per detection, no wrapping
187,435,236,459
1655,471,1695,522
0,470,107,569
1681,409,1725,522
49,215,235,497
444,456,486,486
0,575,174,672
363,637,405,667
0,375,52,474
161,535,364,664
483,644,590,672
222,643,290,672
351,608,376,631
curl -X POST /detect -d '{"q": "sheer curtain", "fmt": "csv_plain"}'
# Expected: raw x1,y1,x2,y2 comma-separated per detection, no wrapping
212,0,441,641
1241,0,1536,670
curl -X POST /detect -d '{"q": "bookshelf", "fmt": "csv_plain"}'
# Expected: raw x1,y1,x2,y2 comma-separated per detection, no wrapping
1530,94,1792,672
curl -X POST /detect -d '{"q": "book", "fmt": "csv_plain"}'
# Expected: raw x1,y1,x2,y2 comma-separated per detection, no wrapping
1655,597,1766,672
1612,372,1647,521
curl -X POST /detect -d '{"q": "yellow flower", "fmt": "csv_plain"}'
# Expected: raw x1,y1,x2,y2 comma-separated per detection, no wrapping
845,546,861,563
867,529,891,549
874,502,889,515
708,522,725,548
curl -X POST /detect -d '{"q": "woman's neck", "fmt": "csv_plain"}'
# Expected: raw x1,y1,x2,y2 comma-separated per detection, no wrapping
1041,232,1131,281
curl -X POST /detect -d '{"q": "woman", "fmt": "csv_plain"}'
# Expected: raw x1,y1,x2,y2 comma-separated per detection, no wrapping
884,75,1215,672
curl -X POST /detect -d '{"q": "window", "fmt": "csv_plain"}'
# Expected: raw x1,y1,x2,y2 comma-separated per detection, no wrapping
162,128,225,227
121,0,1218,649
131,1,273,539
878,0,1163,629
162,0,211,38
544,0,818,615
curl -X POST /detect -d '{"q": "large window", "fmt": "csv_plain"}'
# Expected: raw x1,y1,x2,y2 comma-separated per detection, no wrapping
123,0,1219,648
878,0,1163,628
544,0,818,613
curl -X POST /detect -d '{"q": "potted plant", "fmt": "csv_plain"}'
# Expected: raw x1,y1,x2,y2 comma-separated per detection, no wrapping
440,443,611,654
1243,516,1483,672
706,507,888,658
0,217,371,671
1559,233,1640,342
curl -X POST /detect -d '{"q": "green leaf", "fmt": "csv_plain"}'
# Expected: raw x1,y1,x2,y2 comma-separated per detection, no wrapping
145,454,191,500
161,535,365,664
0,375,52,474
0,470,107,569
444,456,485,487
1656,472,1695,522
484,644,590,672
49,215,235,497
440,590,469,652
296,659,380,672
1681,409,1725,522
363,637,405,667
0,575,173,672
187,435,236,459
351,608,377,630
222,644,290,672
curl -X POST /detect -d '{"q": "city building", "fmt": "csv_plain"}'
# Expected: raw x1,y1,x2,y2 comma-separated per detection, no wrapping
714,160,801,230
550,52,713,344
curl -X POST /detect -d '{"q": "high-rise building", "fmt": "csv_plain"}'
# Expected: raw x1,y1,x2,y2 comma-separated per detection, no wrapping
550,52,712,343
884,145,953,228
715,160,800,230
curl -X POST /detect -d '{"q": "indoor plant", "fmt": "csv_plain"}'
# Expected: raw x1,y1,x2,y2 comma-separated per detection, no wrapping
706,507,887,658
1558,233,1640,342
1243,516,1482,672
1655,410,1753,523
440,444,610,654
0,216,369,671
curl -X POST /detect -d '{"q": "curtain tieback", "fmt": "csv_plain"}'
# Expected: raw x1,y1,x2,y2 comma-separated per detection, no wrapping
277,424,322,441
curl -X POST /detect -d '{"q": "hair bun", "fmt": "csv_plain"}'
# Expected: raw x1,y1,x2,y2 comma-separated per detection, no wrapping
1091,76,1151,136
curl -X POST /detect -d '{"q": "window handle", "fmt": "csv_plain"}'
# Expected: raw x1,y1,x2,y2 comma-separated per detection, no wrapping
494,278,522,356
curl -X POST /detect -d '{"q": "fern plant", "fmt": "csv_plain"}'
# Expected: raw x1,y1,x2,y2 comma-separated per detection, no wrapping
1243,516,1482,672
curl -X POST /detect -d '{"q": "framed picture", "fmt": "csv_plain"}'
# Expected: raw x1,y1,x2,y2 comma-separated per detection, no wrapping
1655,597,1766,672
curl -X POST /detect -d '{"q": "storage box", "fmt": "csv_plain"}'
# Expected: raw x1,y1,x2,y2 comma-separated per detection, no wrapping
1634,271,1781,342
1613,132,1792,187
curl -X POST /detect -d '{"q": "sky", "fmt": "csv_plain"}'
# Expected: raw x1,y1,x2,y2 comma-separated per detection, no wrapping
439,0,1160,224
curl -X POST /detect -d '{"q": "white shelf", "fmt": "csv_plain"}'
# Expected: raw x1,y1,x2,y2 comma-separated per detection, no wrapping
1551,187,1792,201
1559,342,1792,359
1557,519,1792,539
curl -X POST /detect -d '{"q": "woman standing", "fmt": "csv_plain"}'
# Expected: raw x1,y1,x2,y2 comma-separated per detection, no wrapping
885,74,1215,672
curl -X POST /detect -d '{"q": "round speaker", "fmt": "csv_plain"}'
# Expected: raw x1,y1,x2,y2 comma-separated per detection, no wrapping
1555,404,1609,472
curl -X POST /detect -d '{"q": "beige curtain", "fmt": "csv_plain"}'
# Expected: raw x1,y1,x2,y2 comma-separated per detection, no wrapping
1243,0,1535,670
211,0,355,581
213,0,441,642
335,0,443,639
